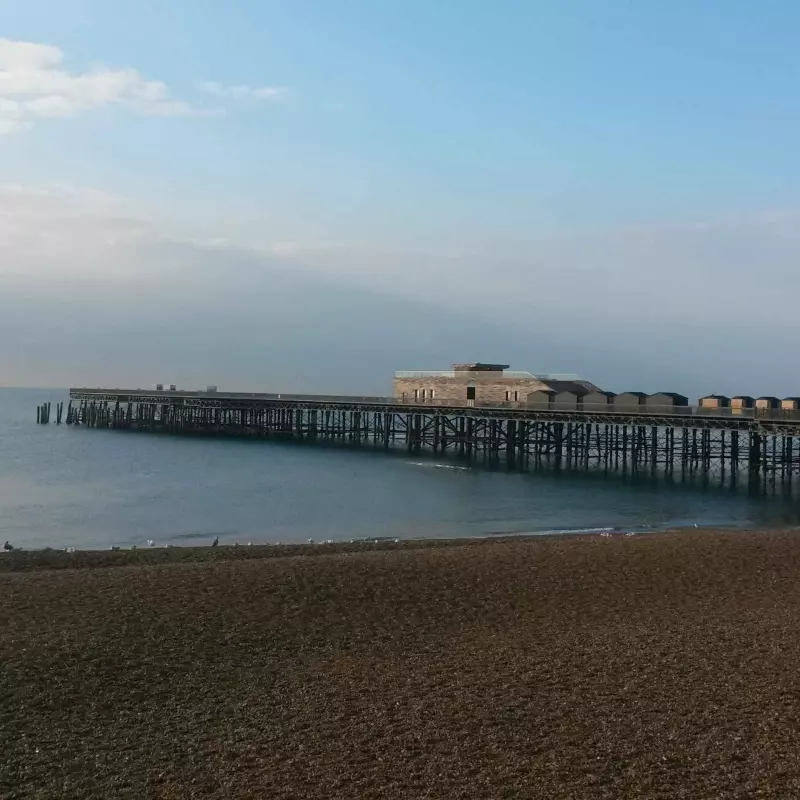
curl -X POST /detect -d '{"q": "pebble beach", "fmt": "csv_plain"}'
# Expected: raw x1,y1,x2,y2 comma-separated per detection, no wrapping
3,530,800,798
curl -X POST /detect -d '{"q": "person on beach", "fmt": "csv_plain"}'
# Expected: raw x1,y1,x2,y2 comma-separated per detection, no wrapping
212,536,219,547
3,541,13,551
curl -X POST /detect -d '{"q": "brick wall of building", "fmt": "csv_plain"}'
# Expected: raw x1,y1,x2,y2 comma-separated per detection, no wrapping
393,376,550,405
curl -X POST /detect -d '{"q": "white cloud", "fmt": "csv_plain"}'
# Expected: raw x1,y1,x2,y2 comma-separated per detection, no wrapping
0,38,221,134
196,80,288,101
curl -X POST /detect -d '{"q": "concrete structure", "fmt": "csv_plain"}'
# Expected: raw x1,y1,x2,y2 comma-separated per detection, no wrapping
646,392,689,408
393,363,597,406
699,394,731,409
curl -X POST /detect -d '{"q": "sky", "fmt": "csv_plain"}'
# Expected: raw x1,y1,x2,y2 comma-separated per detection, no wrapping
1,1,800,396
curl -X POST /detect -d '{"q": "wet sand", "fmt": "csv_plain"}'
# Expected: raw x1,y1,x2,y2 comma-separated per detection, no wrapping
3,530,800,798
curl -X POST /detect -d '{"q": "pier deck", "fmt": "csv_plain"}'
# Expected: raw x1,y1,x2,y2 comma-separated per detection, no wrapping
62,388,800,488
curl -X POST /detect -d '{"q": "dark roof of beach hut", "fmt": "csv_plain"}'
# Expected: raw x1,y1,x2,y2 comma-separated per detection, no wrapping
541,380,591,395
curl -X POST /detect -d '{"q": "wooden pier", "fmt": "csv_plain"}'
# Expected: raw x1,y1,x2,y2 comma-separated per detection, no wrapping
61,388,800,490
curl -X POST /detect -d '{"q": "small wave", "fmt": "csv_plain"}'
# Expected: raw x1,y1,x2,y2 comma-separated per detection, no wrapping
486,526,617,538
170,531,236,541
542,526,617,535
405,462,471,471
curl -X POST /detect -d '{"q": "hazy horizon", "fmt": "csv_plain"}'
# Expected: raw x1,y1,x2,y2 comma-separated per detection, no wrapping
3,2,800,400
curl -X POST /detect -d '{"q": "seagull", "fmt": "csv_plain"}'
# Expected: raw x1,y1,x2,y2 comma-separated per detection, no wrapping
307,538,314,544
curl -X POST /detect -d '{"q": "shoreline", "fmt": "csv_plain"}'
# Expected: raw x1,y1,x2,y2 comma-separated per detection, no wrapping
2,524,800,572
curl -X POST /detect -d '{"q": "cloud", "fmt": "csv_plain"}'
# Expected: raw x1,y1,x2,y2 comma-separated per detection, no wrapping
0,38,220,134
4,182,800,398
196,80,288,101
0,183,552,393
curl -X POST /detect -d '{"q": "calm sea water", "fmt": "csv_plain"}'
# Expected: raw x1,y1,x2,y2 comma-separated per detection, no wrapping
2,388,800,549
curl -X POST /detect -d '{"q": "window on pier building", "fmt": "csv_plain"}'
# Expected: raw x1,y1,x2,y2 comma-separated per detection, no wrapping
505,390,519,402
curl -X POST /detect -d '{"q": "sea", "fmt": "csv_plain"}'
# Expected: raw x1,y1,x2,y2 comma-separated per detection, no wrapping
2,388,800,550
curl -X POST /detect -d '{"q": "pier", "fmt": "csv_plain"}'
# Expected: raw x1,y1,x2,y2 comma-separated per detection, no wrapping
63,387,800,489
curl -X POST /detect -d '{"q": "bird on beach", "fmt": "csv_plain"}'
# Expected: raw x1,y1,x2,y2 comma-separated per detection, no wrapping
212,536,219,547
147,539,155,547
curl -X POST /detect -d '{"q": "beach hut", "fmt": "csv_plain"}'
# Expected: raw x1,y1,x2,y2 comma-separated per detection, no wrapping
553,390,583,410
613,392,648,409
699,394,731,409
731,395,754,410
527,390,555,409
755,396,780,410
583,390,615,409
781,397,800,410
646,392,689,408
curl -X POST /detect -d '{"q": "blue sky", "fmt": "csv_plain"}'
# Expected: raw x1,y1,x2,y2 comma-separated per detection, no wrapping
1,1,800,395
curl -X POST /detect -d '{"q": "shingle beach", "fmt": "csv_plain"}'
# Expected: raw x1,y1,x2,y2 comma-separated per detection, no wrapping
3,531,800,799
